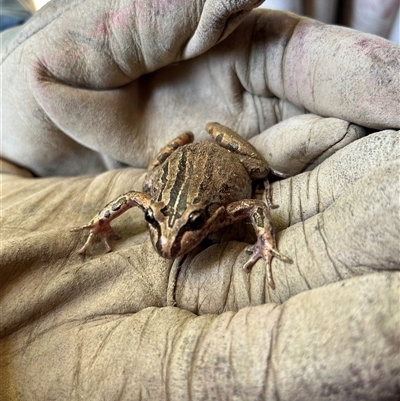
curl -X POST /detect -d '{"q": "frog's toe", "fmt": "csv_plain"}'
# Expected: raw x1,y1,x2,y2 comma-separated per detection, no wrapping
102,241,112,253
76,230,96,254
242,253,260,272
70,223,92,232
271,248,293,264
97,229,117,253
242,244,264,272
243,239,276,288
243,249,275,289
263,197,279,210
77,244,89,254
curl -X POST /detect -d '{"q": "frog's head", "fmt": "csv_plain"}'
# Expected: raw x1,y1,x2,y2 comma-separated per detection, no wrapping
144,202,224,259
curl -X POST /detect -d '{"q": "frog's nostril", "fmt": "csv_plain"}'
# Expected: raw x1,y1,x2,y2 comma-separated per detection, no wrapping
155,236,176,259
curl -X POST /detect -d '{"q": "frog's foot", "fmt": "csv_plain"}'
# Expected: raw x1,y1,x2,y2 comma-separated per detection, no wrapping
224,199,292,289
70,190,151,254
243,239,292,290
70,222,119,254
243,239,275,289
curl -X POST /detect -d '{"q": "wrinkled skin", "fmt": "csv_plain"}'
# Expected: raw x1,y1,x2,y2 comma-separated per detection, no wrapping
1,1,399,400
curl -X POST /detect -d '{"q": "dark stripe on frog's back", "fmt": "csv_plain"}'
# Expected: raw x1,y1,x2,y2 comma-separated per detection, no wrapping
169,147,191,227
168,146,188,212
153,143,215,228
157,163,170,202
166,144,213,228
155,145,187,204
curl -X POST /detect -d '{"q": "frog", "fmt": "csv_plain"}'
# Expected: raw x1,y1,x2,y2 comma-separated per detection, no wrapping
70,122,292,289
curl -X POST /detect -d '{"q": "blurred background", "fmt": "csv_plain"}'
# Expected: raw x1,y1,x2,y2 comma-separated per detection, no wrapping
259,0,399,44
1,0,399,44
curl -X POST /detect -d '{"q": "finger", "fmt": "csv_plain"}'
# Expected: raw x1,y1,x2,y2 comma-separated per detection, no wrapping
272,273,399,401
250,114,368,176
271,130,399,228
3,273,398,399
0,157,33,177
268,158,399,294
235,9,400,130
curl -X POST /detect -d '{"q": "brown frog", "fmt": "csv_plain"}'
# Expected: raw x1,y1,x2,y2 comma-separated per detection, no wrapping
70,123,292,289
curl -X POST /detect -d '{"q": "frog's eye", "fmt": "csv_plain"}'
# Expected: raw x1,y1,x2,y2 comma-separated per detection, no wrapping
188,210,206,230
145,208,157,227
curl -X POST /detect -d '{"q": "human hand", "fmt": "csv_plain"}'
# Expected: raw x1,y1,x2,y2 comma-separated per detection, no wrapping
2,127,398,400
2,0,398,177
1,1,399,400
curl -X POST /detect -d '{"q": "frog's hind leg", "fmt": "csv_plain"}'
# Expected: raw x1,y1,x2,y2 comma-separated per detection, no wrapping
143,131,194,193
206,122,262,159
206,122,291,181
206,122,270,182
147,131,194,171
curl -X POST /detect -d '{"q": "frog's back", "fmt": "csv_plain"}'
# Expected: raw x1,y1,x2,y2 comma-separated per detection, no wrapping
150,141,252,209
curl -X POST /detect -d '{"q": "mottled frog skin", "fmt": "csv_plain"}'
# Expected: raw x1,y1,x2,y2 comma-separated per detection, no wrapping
71,123,292,289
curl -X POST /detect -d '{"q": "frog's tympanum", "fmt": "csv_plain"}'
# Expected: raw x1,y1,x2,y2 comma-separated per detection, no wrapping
71,123,292,289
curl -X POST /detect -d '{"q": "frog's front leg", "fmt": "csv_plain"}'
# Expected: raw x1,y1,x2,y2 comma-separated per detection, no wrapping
70,191,151,253
225,199,292,289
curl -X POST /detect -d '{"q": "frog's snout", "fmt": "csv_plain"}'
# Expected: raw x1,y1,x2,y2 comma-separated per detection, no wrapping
155,235,176,259
154,232,203,260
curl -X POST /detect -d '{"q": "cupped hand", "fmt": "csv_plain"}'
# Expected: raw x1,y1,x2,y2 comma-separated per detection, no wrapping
2,0,399,176
2,128,398,400
1,1,399,400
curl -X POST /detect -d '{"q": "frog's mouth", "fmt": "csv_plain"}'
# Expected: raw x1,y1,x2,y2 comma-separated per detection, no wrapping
155,229,206,260
150,206,226,259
